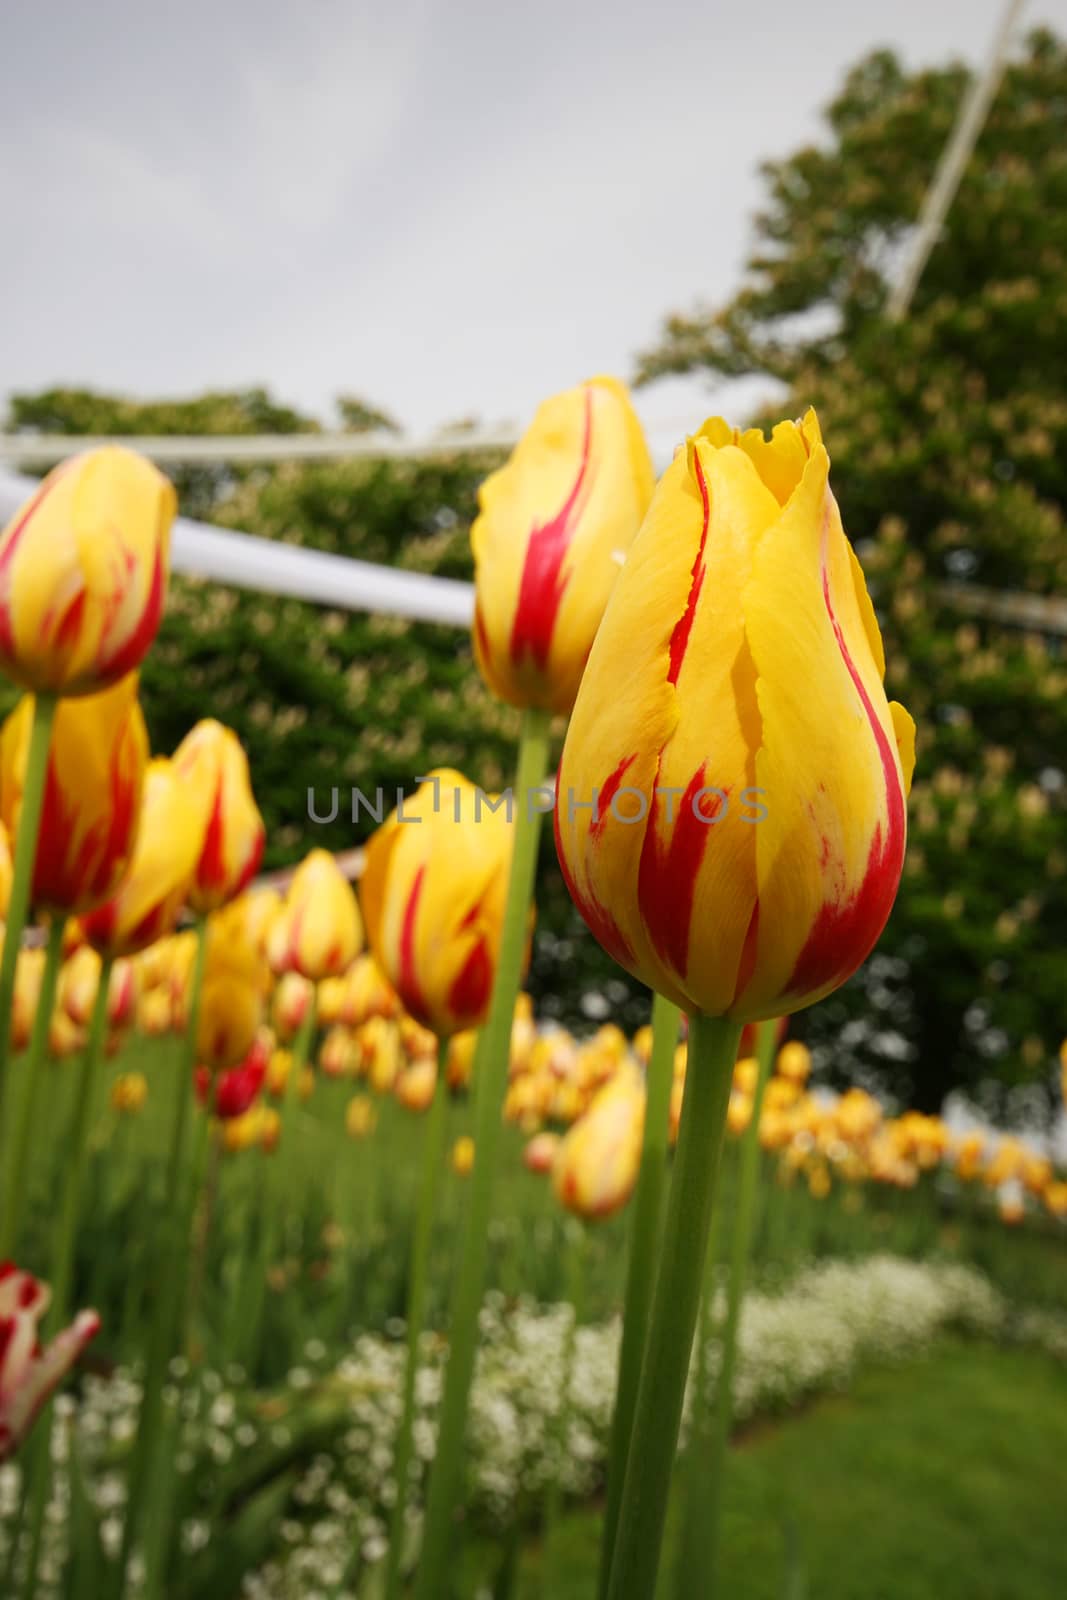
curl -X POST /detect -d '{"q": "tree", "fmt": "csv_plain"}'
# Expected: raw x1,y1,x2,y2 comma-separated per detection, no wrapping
637,29,1067,1115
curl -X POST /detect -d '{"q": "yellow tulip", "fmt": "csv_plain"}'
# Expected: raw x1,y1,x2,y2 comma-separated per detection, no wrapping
554,409,916,1024
317,977,348,1028
172,720,265,913
776,1041,812,1084
137,985,172,1036
9,949,44,1050
471,377,654,714
446,1029,477,1091
58,945,102,1027
272,971,314,1042
552,1063,644,1220
341,953,399,1026
0,448,175,695
196,899,266,1072
269,849,362,982
362,769,515,1038
81,758,209,957
266,1048,293,1099
0,676,147,915
451,1135,475,1177
396,1056,437,1114
319,1024,358,1079
523,1130,561,1175
345,1093,378,1140
111,1071,148,1115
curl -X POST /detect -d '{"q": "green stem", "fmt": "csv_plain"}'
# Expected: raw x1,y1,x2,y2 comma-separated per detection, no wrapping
0,692,57,1144
0,917,66,1257
240,994,317,1372
383,1037,451,1600
597,991,679,1600
604,1011,741,1600
19,950,113,1600
543,1218,586,1598
413,707,552,1598
677,1016,778,1598
116,917,208,1597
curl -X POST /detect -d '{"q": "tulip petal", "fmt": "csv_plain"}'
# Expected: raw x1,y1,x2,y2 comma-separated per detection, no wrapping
737,446,909,1019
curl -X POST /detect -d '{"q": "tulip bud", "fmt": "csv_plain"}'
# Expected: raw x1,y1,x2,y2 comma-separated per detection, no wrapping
81,759,210,958
554,409,916,1024
523,1130,560,1175
319,1025,357,1080
0,449,175,696
396,1057,437,1114
10,950,45,1051
552,1063,644,1219
272,972,314,1042
362,770,516,1038
269,850,362,982
172,720,265,913
471,378,654,714
0,676,148,916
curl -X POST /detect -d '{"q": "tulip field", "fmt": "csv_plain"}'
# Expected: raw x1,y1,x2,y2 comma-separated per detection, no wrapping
0,381,1064,1600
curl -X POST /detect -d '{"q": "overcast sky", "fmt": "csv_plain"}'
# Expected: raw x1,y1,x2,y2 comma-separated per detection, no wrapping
4,0,1056,437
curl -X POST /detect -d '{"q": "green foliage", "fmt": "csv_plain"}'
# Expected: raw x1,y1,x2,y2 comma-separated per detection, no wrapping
637,28,1067,1112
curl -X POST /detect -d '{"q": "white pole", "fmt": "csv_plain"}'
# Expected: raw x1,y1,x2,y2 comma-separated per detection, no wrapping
887,0,1026,321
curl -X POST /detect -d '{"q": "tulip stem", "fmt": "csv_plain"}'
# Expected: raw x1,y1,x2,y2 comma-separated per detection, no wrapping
240,995,317,1373
0,691,56,1145
0,916,66,1256
18,950,113,1600
413,706,553,1598
675,1017,778,1598
604,1010,741,1600
543,1217,586,1597
383,1037,450,1600
116,917,208,1597
597,991,679,1600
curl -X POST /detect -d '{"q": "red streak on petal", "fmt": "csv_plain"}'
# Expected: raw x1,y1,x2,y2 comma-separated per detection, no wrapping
785,513,906,999
449,935,492,1026
0,1316,15,1368
509,388,594,672
197,776,227,891
398,865,429,1024
589,752,637,842
637,765,719,982
100,541,166,682
473,601,492,666
667,450,710,686
553,800,635,970
732,899,760,1007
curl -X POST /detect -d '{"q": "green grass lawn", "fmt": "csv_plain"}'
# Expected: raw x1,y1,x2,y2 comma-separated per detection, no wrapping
461,1339,1067,1600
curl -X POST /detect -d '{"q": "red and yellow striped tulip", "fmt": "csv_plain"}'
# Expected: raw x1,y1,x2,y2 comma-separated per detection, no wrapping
0,449,175,696
269,849,362,982
172,720,265,912
471,377,655,714
361,769,515,1038
554,409,915,1024
81,757,209,958
0,676,147,915
0,1263,100,1462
